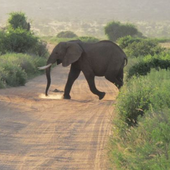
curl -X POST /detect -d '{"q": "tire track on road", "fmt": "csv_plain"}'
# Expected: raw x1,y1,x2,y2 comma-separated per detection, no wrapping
0,65,118,170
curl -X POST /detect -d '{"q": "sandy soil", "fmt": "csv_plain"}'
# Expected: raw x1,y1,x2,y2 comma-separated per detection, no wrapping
0,63,118,170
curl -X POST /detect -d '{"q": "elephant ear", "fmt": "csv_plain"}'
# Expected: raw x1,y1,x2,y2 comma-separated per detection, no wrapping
62,42,83,67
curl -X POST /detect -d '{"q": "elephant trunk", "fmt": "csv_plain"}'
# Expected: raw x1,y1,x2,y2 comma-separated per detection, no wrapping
45,66,51,96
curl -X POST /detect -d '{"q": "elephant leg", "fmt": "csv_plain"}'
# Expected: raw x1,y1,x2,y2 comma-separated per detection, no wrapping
63,65,81,99
116,69,124,88
83,72,105,100
105,71,123,89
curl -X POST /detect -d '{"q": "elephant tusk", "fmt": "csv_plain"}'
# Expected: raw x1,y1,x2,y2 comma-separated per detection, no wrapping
38,63,52,70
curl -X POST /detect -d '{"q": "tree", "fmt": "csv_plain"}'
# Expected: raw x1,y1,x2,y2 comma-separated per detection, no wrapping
7,12,30,31
0,12,48,57
57,31,78,38
104,21,142,42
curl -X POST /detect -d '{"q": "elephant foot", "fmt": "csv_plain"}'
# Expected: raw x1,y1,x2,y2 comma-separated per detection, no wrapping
63,94,71,99
99,92,106,100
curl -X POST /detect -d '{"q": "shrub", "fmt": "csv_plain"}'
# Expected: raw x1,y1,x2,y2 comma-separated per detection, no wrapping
116,69,170,127
0,67,6,88
117,36,164,57
27,40,49,57
0,28,48,57
0,30,6,55
109,62,170,170
0,53,46,88
126,39,164,57
79,36,99,43
4,28,38,53
109,109,170,170
57,31,78,38
117,35,143,49
1,63,27,87
104,21,142,42
0,12,48,57
127,53,170,78
7,12,30,31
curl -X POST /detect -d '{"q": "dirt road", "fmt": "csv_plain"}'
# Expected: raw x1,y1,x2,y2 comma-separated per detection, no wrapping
0,65,118,170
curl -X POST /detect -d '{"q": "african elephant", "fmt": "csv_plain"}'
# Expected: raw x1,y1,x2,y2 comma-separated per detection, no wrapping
39,40,127,100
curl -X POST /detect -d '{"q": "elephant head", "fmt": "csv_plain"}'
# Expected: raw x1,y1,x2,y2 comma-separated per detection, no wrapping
38,42,83,96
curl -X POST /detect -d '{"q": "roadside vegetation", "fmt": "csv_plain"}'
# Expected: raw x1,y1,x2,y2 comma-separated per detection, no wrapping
108,31,170,169
0,12,48,88
42,33,100,44
0,53,45,88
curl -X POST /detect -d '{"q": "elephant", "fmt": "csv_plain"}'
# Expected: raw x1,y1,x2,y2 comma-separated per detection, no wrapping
39,40,127,100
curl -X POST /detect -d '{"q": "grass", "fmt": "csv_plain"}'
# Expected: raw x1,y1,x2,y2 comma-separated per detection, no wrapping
109,69,170,169
41,36,100,44
109,109,170,170
41,36,77,44
0,53,46,88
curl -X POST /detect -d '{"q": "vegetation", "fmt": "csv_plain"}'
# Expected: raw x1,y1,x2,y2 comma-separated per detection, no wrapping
118,36,164,57
0,53,46,88
109,109,170,170
41,36,76,44
127,53,170,78
0,12,48,88
7,12,30,31
117,36,142,49
0,12,48,57
104,21,143,42
79,36,99,43
42,35,100,44
57,31,78,38
116,69,170,126
109,70,170,169
109,21,170,169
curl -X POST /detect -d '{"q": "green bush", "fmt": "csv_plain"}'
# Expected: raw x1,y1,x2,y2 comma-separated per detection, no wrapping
0,28,48,57
7,12,30,31
117,35,143,49
116,69,170,127
117,36,164,57
109,70,170,169
104,21,142,42
0,67,6,88
1,63,27,87
109,109,170,170
0,53,46,88
27,40,49,57
109,55,170,169
0,30,6,55
127,53,170,78
4,28,38,53
0,12,48,57
57,31,78,38
79,36,99,43
126,39,164,57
